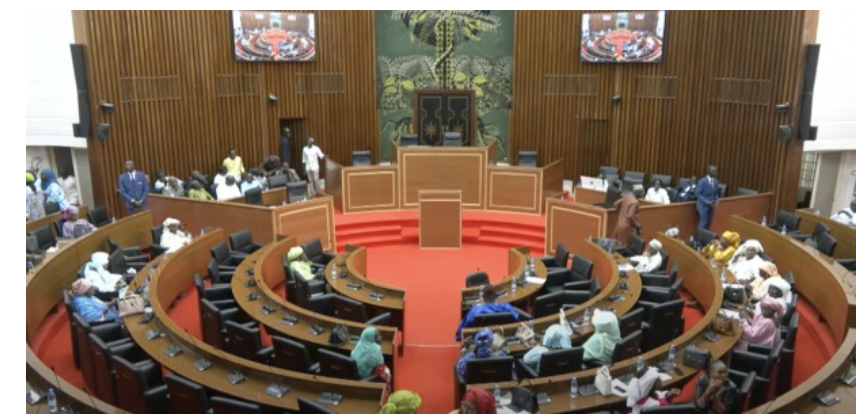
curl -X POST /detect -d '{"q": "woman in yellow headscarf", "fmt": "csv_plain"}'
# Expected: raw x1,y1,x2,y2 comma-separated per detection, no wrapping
702,231,740,267
379,390,421,414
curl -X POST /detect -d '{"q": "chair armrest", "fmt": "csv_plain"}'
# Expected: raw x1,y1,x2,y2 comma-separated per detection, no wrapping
739,371,756,395
836,259,856,271
214,271,235,284
211,299,238,310
514,307,532,321
539,256,558,268
563,281,591,291
515,358,539,380
747,344,773,355
120,246,143,256
583,359,606,369
143,384,169,409
307,280,327,295
321,253,337,264
258,346,275,362
149,245,167,258
204,285,234,301
91,321,125,341
308,362,321,373
367,312,392,326
640,287,673,303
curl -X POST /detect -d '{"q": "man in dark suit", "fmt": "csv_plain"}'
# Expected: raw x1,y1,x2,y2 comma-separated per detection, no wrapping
695,166,720,230
280,127,291,168
118,160,149,215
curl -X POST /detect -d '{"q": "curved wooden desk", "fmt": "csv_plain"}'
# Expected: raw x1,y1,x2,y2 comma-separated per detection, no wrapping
126,230,386,413
796,208,856,259
26,211,154,414
467,233,741,413
459,247,546,316
26,205,89,235
460,242,642,353
234,238,400,356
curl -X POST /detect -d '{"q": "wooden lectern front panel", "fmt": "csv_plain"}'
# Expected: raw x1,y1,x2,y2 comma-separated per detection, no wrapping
400,151,485,209
419,192,463,249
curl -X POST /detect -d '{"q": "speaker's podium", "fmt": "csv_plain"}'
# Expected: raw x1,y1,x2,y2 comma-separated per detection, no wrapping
418,190,462,249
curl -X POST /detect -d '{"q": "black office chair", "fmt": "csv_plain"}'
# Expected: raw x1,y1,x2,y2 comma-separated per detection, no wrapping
268,175,288,189
623,171,646,186
465,271,490,288
210,396,262,414
650,174,673,189
464,356,515,384
735,187,759,196
111,356,169,414
207,258,234,284
302,238,336,269
317,348,379,381
667,188,679,203
640,262,679,288
533,290,589,318
89,332,143,404
473,312,517,327
194,273,235,309
107,237,149,266
52,218,65,238
817,233,838,257
767,210,801,233
588,330,642,367
599,166,620,178
517,347,584,379
540,243,570,270
641,299,684,351
287,181,309,203
211,241,246,269
729,370,757,413
149,226,168,258
517,151,538,167
335,296,392,325
224,321,274,364
164,374,212,414
593,185,622,208
88,206,112,227
199,299,249,350
540,268,573,295
229,229,263,254
28,225,56,251
697,228,718,248
570,255,594,282
399,134,419,147
44,201,61,215
615,234,645,257
298,397,338,414
107,249,141,281
272,336,320,374
641,403,701,414
352,150,371,166
789,221,830,243
619,308,645,337
729,340,784,408
443,131,463,147
776,313,800,396
244,187,264,205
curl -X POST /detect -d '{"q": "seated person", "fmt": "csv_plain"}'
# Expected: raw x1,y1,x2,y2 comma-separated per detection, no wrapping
287,246,316,281
212,165,228,187
629,239,664,273
455,284,518,341
152,169,167,192
459,388,497,414
379,390,421,414
84,251,126,296
216,174,242,201
250,168,268,190
160,217,192,253
737,297,783,350
239,172,263,194
627,367,681,413
455,328,506,378
756,276,792,318
665,227,679,239
350,328,391,391
694,360,738,413
187,180,214,201
701,231,741,267
728,240,765,283
522,324,572,375
62,206,96,239
70,279,120,323
830,200,856,227
160,176,184,197
677,176,697,202
750,262,779,300
261,155,282,176
583,309,621,364
279,162,302,183
644,179,671,204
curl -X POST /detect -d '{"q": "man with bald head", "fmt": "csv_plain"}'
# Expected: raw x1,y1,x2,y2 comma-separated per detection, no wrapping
118,160,149,214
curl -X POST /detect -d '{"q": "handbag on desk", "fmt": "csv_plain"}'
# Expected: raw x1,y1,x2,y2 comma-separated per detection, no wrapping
508,380,539,414
328,325,349,346
710,313,735,336
683,345,711,370
514,323,536,347
724,285,745,304
595,365,613,396
117,294,145,317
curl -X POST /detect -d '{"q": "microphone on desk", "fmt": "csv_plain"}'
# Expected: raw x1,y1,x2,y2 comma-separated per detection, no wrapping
183,328,212,372
264,361,290,398
152,317,183,357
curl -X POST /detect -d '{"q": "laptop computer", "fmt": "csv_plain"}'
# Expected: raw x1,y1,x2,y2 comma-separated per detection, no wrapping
580,176,606,191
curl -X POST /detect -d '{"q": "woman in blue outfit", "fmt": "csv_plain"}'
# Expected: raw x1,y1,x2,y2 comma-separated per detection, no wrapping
70,279,120,323
40,168,70,211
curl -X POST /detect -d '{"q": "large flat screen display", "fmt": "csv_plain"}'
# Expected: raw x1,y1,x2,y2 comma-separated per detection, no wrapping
232,11,316,62
581,11,665,63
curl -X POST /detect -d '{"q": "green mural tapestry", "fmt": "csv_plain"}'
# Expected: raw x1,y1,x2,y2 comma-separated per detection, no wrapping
375,10,513,161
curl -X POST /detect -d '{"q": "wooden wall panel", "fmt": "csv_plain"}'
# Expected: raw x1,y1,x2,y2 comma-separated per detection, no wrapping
76,10,378,214
510,11,815,213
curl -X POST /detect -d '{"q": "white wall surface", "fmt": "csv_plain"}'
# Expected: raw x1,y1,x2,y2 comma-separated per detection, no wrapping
832,151,856,212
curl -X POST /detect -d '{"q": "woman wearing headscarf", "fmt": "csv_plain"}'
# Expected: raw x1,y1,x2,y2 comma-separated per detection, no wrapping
40,168,69,210
738,297,783,350
287,246,315,281
702,231,740,267
757,276,792,319
728,239,765,282
84,252,126,295
26,172,46,221
187,180,215,201
350,328,391,392
459,388,497,414
70,279,120,323
160,218,192,252
583,309,622,364
751,262,780,301
61,206,96,238
379,390,421,414
522,324,572,374
626,367,680,413
456,328,505,377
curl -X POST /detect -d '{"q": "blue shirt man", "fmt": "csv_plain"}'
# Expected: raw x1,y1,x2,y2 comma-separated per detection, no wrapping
695,166,720,230
455,284,519,341
119,160,149,214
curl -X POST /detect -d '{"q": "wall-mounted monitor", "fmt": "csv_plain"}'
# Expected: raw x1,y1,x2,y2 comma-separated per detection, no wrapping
581,11,665,63
232,11,316,62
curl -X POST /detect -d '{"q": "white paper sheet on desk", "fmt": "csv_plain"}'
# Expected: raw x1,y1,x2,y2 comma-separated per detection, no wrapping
525,277,546,285
719,309,740,319
618,264,634,272
657,372,672,382
611,379,629,397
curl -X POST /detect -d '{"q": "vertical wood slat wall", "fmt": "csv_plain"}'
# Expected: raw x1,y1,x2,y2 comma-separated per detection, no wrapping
75,10,378,214
75,10,812,214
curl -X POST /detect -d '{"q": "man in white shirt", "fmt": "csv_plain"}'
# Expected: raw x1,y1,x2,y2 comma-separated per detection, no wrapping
302,137,325,198
831,200,856,227
160,218,192,253
644,179,671,204
59,169,80,206
629,239,664,273
212,166,228,187
216,175,243,201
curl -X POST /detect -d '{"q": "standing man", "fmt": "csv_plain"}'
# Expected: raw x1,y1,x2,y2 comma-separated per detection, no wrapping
280,127,291,168
223,148,245,178
118,160,149,215
302,137,325,197
613,189,642,247
696,166,720,230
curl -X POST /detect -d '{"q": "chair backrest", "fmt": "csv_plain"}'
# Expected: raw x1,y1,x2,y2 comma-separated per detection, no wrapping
728,370,757,413
199,299,226,349
554,243,570,268
399,134,419,147
268,174,288,189
29,225,56,250
539,347,584,377
52,218,65,237
570,255,594,282
619,308,645,337
647,299,684,328
775,210,801,231
697,228,718,247
112,357,163,414
287,181,309,203
465,356,514,384
599,166,620,178
151,225,164,244
210,396,262,414
26,235,40,254
108,249,126,274
317,348,361,380
229,230,254,252
641,403,700,414
626,234,645,257
302,238,325,262
207,258,231,285
44,201,61,215
603,186,622,207
817,232,838,257
782,313,800,349
735,187,759,196
335,295,369,323
718,183,728,198
224,321,263,361
473,312,516,327
88,333,119,403
544,268,573,290
244,187,264,205
465,271,490,288
88,206,109,226
612,330,643,362
677,177,692,190
624,171,646,184
667,188,679,203
298,397,338,414
517,151,538,167
165,374,210,414
272,336,314,373
650,174,673,188
351,150,371,167
443,131,463,147
810,221,831,241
